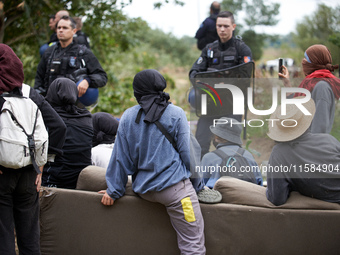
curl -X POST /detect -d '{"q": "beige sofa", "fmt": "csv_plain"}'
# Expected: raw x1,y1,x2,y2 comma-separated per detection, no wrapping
39,166,340,255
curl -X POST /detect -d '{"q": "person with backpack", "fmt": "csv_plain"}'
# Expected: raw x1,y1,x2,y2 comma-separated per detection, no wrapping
0,44,66,255
201,117,263,188
35,15,107,97
189,11,252,157
100,69,222,255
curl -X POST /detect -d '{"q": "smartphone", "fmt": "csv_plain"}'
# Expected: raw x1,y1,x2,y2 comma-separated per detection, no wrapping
278,58,283,76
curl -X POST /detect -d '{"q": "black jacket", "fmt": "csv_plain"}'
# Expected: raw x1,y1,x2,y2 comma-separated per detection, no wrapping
189,37,252,79
42,78,93,189
74,30,91,49
195,14,219,50
35,41,107,96
27,85,66,157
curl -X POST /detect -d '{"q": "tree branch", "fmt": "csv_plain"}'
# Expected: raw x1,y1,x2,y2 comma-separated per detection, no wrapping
3,1,25,28
5,1,24,17
5,31,36,46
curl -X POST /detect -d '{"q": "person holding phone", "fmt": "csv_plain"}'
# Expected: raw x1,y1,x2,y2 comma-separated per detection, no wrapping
279,44,340,133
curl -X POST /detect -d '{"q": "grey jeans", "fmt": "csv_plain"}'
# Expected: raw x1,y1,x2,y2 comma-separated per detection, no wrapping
139,178,206,255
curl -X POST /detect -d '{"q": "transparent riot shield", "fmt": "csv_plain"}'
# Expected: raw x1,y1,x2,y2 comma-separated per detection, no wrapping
191,62,255,139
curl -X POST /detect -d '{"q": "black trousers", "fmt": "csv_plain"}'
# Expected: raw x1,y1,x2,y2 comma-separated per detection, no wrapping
0,166,40,255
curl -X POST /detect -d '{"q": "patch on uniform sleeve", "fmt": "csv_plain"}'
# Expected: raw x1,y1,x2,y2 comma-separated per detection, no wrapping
197,57,203,65
244,56,251,63
181,197,196,223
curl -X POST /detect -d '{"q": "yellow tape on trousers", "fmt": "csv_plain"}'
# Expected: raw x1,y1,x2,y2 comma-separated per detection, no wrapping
181,197,196,223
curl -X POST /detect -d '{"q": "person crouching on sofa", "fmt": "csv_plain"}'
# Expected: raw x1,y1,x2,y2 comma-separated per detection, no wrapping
100,69,222,255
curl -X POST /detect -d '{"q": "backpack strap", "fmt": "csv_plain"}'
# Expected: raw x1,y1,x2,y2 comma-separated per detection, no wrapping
212,147,242,167
236,147,246,156
154,120,178,152
135,108,178,152
212,149,236,167
211,148,228,161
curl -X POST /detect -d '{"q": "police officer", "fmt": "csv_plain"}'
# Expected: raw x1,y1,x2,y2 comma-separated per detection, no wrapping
35,16,107,97
189,11,252,157
48,10,70,45
195,1,220,50
73,16,91,49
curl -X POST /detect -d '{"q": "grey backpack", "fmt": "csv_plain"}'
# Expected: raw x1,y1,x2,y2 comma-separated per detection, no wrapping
212,147,257,184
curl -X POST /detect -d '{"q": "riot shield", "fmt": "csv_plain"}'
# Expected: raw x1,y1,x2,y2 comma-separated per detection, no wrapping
191,61,255,139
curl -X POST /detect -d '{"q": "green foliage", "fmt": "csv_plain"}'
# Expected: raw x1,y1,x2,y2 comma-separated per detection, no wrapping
329,33,340,48
14,44,39,86
245,1,278,28
153,0,184,9
292,4,340,64
221,0,280,28
242,30,265,61
92,31,196,114
162,73,175,89
98,77,136,116
140,29,199,67
220,0,245,16
220,0,280,61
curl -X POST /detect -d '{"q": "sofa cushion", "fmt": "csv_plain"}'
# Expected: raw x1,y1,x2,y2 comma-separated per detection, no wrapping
214,176,340,210
76,165,135,196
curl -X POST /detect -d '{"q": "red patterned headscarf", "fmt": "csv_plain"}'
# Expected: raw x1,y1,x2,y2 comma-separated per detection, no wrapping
0,44,24,95
295,44,340,99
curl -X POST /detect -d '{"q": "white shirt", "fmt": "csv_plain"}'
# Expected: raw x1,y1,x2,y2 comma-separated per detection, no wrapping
91,143,114,169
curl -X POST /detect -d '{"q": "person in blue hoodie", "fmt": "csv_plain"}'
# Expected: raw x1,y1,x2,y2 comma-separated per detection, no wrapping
100,69,221,254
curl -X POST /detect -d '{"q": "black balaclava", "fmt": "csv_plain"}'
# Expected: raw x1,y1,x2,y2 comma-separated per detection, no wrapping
133,69,170,123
